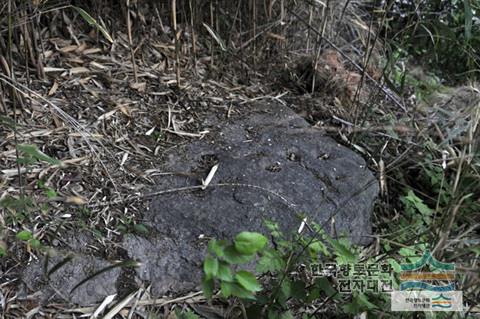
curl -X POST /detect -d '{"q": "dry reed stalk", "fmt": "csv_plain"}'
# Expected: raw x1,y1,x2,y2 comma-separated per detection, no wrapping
126,0,138,83
307,3,313,52
7,0,26,204
312,1,329,93
209,0,214,67
188,0,197,75
252,0,257,71
172,0,181,87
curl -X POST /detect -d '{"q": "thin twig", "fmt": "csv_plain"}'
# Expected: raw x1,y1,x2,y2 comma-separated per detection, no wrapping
172,0,181,87
126,0,138,83
87,182,297,208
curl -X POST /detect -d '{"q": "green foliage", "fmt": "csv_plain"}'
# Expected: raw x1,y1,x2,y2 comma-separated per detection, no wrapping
16,230,33,241
0,195,35,224
0,245,6,257
16,230,43,250
384,48,443,100
201,224,388,317
202,232,266,300
17,144,62,166
401,190,433,221
234,231,268,255
175,309,200,319
1,147,64,257
384,0,480,82
73,6,113,43
115,216,150,235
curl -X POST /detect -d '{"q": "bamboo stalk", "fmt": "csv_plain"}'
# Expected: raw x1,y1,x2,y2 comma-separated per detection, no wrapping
252,0,257,71
126,0,138,83
7,0,26,206
188,0,197,75
172,0,181,88
210,0,214,67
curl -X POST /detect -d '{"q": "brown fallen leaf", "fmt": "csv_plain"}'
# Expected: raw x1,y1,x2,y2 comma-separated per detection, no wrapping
129,82,146,92
48,81,59,96
66,196,87,205
69,67,90,75
59,45,78,53
75,42,88,53
83,48,102,55
119,105,132,117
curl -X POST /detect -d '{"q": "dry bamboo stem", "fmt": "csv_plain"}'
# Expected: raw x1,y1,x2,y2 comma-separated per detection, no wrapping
126,0,138,83
172,0,181,88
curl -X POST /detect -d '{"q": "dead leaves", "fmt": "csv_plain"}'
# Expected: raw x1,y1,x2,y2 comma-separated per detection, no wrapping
295,49,381,108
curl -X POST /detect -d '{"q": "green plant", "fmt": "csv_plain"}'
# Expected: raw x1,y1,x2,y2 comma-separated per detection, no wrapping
383,0,480,82
16,229,42,250
16,144,62,167
384,48,443,100
174,308,201,319
201,222,395,317
115,216,150,235
202,231,267,300
0,144,64,256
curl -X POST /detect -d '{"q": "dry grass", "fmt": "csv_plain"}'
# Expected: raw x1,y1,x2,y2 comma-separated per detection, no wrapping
0,0,479,317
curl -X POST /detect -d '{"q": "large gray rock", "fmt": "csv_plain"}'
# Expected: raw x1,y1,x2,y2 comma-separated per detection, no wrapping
125,102,378,297
21,103,378,305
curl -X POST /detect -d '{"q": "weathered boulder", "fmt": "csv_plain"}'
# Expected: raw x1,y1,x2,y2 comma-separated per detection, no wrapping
21,102,378,305
125,102,378,297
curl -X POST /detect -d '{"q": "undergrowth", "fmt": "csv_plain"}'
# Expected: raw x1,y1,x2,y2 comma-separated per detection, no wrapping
0,0,479,318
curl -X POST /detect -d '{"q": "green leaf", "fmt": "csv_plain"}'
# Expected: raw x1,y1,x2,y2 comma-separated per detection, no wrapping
217,262,234,282
276,278,292,304
29,239,42,249
202,23,227,51
281,278,292,298
403,190,433,216
16,230,33,241
223,245,255,264
203,256,219,279
291,280,306,301
470,247,480,255
264,220,282,238
389,258,402,273
279,311,294,319
315,277,338,299
0,241,7,257
73,6,113,43
398,246,417,257
343,292,378,314
133,224,149,235
45,188,57,198
234,232,267,255
357,292,378,309
17,144,62,165
208,239,227,258
330,239,357,264
116,225,127,233
202,277,214,299
220,280,233,298
309,240,329,256
268,310,280,319
257,249,285,273
176,309,200,319
221,281,255,299
235,270,262,292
